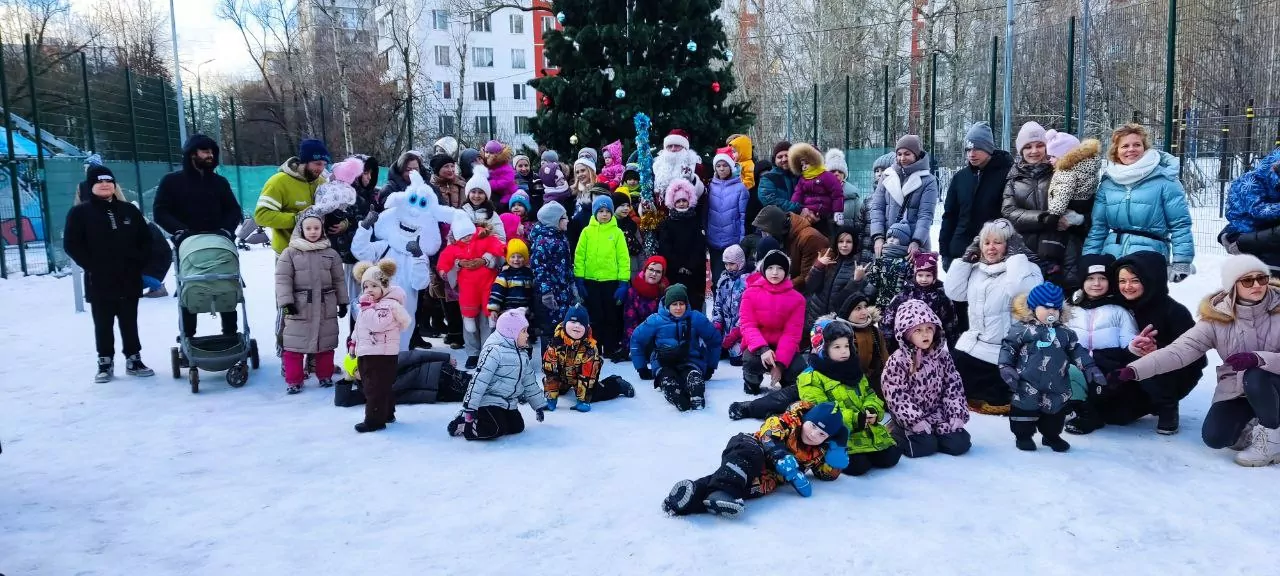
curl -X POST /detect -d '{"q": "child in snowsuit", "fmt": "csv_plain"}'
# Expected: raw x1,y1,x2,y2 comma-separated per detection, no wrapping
658,179,708,314
529,203,573,355
740,249,807,394
448,308,549,440
630,284,723,411
787,143,843,235
867,222,915,309
839,293,890,392
574,195,631,360
488,238,535,320
437,211,505,369
662,401,847,519
612,191,643,274
351,259,413,432
1063,254,1139,435
999,282,1106,452
616,168,641,200
276,211,350,394
882,252,960,348
542,304,637,412
622,255,669,353
881,299,972,457
712,244,749,366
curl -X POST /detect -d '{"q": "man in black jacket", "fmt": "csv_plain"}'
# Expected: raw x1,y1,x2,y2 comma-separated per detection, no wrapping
152,134,243,339
938,121,1014,271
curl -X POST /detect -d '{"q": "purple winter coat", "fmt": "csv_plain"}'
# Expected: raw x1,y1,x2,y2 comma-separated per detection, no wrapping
790,171,843,218
706,175,749,249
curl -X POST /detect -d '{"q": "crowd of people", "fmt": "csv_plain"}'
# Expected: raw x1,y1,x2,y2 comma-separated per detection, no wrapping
60,120,1280,519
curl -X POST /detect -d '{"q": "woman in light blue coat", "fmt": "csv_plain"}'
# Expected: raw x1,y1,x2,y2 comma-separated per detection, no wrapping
1084,124,1195,282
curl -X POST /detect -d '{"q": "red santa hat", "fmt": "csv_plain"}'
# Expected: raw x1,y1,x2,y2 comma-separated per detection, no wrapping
663,129,691,150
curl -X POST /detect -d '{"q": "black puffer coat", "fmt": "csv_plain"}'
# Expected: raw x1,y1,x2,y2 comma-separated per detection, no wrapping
939,150,1014,262
394,349,469,404
803,233,871,335
64,195,152,299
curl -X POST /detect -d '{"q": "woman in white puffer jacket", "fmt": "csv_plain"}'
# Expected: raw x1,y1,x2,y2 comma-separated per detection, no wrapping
944,218,1043,414
1063,253,1138,435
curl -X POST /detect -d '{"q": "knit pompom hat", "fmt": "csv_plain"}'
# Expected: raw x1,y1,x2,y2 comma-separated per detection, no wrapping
465,172,491,199
355,258,398,286
496,308,530,339
824,148,849,174
563,303,590,326
508,190,532,212
722,244,746,267
1221,254,1270,293
1027,282,1065,310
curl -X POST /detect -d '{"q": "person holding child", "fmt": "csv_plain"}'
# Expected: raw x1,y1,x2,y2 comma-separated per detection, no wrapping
275,210,350,394
437,212,505,369
350,259,413,432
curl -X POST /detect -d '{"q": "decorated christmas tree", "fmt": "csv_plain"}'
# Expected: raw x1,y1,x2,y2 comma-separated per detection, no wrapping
529,0,753,158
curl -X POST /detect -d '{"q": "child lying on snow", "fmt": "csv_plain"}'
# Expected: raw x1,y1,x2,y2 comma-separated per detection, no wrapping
662,401,848,519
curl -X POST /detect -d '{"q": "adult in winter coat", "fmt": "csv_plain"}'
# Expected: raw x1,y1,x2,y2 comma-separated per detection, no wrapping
1222,148,1280,273
381,152,427,208
1001,122,1066,283
803,227,868,339
529,203,573,352
1063,253,1139,434
1102,251,1205,434
1112,255,1280,465
449,310,548,441
255,139,329,253
881,299,972,457
64,165,155,382
622,255,669,351
944,219,1043,413
939,122,1013,270
707,152,750,281
275,212,350,392
758,141,801,214
740,250,808,394
1084,123,1195,282
870,135,938,255
1040,138,1102,288
825,149,869,250
659,180,708,314
751,205,828,291
152,133,244,337
428,153,465,210
787,143,843,224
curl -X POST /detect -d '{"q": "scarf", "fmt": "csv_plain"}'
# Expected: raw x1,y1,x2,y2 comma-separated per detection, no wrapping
848,312,876,330
289,235,330,251
1104,149,1161,186
631,273,667,300
802,164,826,180
809,353,864,387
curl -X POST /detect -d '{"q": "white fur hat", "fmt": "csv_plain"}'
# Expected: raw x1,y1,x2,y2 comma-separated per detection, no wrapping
451,210,477,239
1221,254,1269,292
465,172,491,199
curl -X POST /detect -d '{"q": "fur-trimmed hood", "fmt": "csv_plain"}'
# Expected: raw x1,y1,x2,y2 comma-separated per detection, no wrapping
1197,280,1280,324
1011,292,1075,324
1053,139,1101,172
787,143,824,176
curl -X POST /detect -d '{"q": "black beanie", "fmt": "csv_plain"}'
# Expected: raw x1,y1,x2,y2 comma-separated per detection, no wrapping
430,153,454,175
772,140,792,158
760,250,791,274
86,164,115,185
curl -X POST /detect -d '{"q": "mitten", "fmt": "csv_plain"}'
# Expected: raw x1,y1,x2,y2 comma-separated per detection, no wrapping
1225,352,1262,372
1063,210,1085,226
535,408,546,422
1107,367,1136,387
337,304,348,318
361,210,379,229
639,366,654,381
1086,366,1107,394
571,400,591,412
546,397,557,411
281,304,298,316
406,240,423,258
775,456,812,497
1169,262,1194,283
962,238,981,263
824,442,850,470
614,282,629,303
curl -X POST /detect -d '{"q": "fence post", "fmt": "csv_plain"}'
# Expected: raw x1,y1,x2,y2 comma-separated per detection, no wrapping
188,87,196,136
929,51,938,162
1064,17,1076,134
1218,105,1230,218
882,64,890,148
1244,99,1255,169
161,79,174,170
0,34,25,276
404,45,413,150
1172,104,1183,177
811,83,818,145
844,75,851,151
124,68,145,213
230,97,245,207
488,96,495,141
989,36,999,131
1162,0,1177,151
24,34,52,271
1078,0,1091,137
79,52,95,152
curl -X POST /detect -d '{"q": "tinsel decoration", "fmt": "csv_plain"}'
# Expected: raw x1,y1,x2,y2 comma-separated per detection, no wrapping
633,112,663,256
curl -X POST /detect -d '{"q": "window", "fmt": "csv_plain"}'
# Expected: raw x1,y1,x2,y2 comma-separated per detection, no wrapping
509,14,524,34
432,10,449,30
511,48,526,69
434,45,450,66
436,81,452,99
471,12,491,32
514,116,532,134
472,47,494,67
475,115,497,134
512,83,527,100
474,82,496,101
540,15,555,33
439,115,455,135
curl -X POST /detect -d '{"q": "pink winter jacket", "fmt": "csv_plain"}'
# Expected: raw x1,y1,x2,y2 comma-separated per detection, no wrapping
489,163,519,207
880,299,970,435
790,171,843,218
353,285,413,357
738,272,806,368
1130,284,1280,403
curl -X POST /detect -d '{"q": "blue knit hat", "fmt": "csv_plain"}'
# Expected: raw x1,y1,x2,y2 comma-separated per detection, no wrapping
803,402,848,447
563,303,590,326
591,194,614,216
1027,282,1065,310
298,139,331,163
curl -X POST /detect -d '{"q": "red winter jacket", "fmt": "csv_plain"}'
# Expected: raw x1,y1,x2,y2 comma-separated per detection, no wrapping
738,272,807,368
437,231,505,318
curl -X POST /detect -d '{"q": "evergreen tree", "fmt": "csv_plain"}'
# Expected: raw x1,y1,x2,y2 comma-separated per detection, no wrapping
529,0,753,158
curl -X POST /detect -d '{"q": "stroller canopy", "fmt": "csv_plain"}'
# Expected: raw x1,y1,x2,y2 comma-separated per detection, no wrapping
177,234,243,314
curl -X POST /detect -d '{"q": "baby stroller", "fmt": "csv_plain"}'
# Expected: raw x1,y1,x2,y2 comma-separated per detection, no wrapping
170,233,259,393
235,217,270,251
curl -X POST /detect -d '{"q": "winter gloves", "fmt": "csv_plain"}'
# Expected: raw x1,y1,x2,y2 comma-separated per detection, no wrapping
1225,352,1263,372
546,397,558,411
824,443,850,470
361,209,379,230
962,237,982,264
1169,262,1194,283
406,240,423,258
774,455,812,497
541,293,557,312
613,282,629,304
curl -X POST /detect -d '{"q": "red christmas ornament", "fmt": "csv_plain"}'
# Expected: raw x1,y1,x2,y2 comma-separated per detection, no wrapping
542,94,553,107
711,82,721,93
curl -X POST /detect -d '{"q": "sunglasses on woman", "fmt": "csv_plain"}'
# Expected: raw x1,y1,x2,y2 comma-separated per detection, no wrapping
1238,274,1270,288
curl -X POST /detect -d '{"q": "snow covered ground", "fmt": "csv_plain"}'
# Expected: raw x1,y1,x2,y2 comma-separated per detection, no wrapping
1,247,1276,575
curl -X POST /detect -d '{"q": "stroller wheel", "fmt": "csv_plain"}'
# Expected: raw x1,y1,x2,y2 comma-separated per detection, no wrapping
170,347,181,379
249,339,260,370
226,363,249,388
189,368,200,394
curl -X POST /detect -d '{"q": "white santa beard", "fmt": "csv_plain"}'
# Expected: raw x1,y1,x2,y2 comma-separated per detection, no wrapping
653,150,699,193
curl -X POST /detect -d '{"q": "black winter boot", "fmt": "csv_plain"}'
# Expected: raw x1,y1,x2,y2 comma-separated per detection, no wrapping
1041,436,1071,452
728,402,748,421
94,356,114,383
702,491,745,518
662,479,697,515
1156,404,1180,435
1011,419,1038,451
1065,401,1105,435
686,370,706,410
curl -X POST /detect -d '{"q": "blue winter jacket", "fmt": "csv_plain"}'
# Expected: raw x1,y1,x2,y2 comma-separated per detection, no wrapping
1226,148,1280,233
706,175,749,249
629,307,723,374
1084,151,1194,265
758,166,801,214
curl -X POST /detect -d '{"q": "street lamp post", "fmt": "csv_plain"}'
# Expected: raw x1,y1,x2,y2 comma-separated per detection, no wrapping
182,59,216,134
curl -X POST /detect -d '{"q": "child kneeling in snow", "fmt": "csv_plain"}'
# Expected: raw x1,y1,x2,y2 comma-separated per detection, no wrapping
351,259,413,432
662,401,848,519
999,282,1106,452
881,300,972,457
448,308,549,441
542,304,636,412
630,284,723,411
276,211,350,394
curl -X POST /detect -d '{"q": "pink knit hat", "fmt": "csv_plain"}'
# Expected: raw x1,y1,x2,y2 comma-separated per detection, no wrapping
1045,129,1081,160
331,157,365,185
664,179,698,208
496,308,530,340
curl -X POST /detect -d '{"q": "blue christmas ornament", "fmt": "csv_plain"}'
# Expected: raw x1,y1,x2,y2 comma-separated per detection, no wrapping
615,88,626,99
686,40,698,52
556,12,565,24
661,87,671,97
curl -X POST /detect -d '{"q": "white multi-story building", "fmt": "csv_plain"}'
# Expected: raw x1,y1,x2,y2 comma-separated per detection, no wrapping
376,0,539,149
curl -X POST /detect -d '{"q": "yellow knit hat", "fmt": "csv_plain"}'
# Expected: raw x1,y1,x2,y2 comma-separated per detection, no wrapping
506,238,529,260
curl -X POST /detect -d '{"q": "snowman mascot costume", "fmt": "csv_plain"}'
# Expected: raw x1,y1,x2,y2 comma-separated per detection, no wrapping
352,171,457,350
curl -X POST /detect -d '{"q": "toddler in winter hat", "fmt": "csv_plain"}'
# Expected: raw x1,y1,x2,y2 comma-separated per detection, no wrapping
886,222,913,245
509,190,533,214
506,238,530,261
496,308,530,340
450,210,478,240
484,140,504,156
1045,129,1081,162
564,303,590,327
1026,282,1065,315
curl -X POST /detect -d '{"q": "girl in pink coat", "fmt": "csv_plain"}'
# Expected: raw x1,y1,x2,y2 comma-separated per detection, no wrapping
739,249,808,394
600,140,625,186
352,259,413,433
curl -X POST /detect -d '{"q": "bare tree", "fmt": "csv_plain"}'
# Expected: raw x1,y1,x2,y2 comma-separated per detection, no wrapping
91,0,170,80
